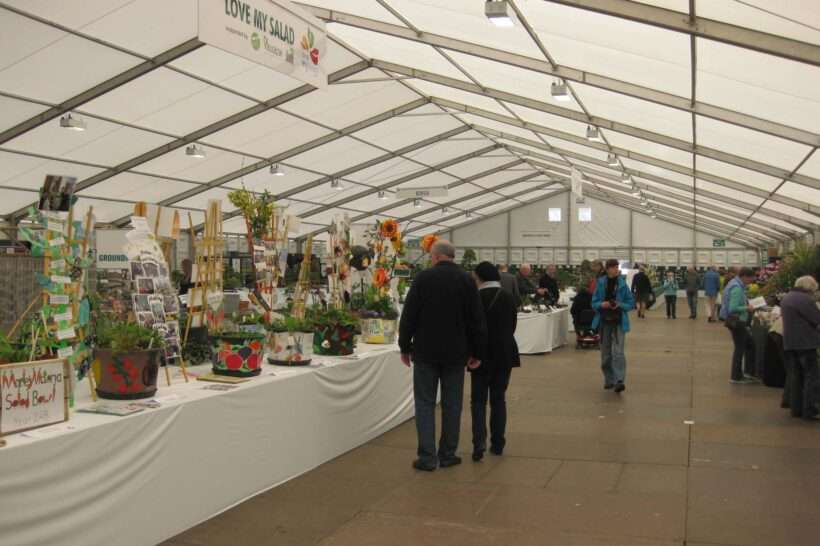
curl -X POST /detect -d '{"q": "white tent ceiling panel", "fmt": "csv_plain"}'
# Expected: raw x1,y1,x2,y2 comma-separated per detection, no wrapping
202,109,330,157
174,188,235,213
498,140,566,163
496,181,550,196
344,157,425,185
223,164,319,194
295,180,370,205
459,192,505,210
286,137,384,174
0,9,68,69
458,114,541,141
696,116,812,170
0,151,103,191
297,0,405,25
695,156,781,193
504,103,591,137
442,154,521,179
389,0,545,59
697,40,820,134
136,146,248,182
567,160,623,179
427,183,482,204
798,151,820,180
406,79,511,116
279,74,419,129
441,215,479,228
0,96,46,132
302,208,361,225
338,193,392,213
409,224,446,237
404,135,493,166
638,178,690,198
695,180,763,206
605,132,692,169
311,41,363,75
698,1,820,45
521,1,691,97
222,215,249,235
570,82,693,141
77,173,196,204
549,138,609,162
471,169,541,190
382,201,432,218
0,190,43,215
329,24,471,82
445,51,585,112
621,158,693,186
414,209,453,224
353,105,464,151
776,182,820,208
394,170,457,190
0,32,140,104
4,121,173,167
696,195,756,216
762,201,820,226
73,198,140,224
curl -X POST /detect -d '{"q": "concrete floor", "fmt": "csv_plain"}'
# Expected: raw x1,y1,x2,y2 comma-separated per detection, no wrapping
163,303,820,546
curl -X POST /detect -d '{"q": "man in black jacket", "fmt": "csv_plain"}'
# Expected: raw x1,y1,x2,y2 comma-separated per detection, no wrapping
539,264,560,304
470,262,520,462
399,240,487,471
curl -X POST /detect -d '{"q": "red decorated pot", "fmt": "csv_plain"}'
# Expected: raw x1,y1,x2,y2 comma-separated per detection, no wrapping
211,333,265,377
94,348,161,400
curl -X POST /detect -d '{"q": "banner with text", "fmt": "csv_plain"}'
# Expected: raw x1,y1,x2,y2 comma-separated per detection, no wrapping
199,0,328,88
1,359,69,435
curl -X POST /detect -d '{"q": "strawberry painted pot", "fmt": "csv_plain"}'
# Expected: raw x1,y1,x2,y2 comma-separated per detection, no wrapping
267,331,313,366
94,348,161,400
211,333,265,377
313,324,356,356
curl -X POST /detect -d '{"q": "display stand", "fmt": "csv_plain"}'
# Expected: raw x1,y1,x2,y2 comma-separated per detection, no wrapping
183,201,225,344
291,235,313,320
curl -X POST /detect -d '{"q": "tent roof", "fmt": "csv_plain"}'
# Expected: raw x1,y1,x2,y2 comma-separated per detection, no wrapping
1,0,818,247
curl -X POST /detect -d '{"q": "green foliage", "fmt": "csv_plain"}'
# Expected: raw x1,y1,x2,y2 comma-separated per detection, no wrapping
170,270,184,288
223,262,243,290
358,286,398,319
95,319,164,354
228,187,275,239
307,305,358,329
762,242,820,296
181,341,211,366
0,331,32,363
461,248,477,271
266,315,311,333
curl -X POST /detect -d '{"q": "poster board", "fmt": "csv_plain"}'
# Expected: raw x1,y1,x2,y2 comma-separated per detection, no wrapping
0,359,69,436
524,248,539,264
697,251,710,267
632,250,647,265
745,250,758,266
664,251,678,266
647,250,662,266
495,249,508,264
480,249,495,263
679,250,693,266
712,250,727,266
539,248,554,265
569,249,583,265
554,248,568,265
728,251,744,266
510,249,523,265
454,248,465,263
585,249,599,261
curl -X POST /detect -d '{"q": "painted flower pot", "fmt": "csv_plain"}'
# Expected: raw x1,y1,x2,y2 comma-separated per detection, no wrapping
94,348,161,400
211,333,265,377
313,323,356,356
359,318,397,345
267,331,313,366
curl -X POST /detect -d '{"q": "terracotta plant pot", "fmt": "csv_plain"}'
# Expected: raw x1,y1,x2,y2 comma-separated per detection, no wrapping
94,348,161,400
267,331,313,366
359,318,397,344
211,333,265,377
313,323,356,356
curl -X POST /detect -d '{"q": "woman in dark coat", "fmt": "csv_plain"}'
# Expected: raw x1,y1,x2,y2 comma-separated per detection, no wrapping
469,262,520,461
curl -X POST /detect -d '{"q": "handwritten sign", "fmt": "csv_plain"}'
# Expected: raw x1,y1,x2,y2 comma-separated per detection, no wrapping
1,359,69,436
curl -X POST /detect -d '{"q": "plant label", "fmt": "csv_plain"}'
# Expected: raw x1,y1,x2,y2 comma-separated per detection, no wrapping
56,327,76,341
49,294,70,305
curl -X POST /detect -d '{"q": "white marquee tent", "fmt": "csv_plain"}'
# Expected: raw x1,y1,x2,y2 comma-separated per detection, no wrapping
1,0,819,250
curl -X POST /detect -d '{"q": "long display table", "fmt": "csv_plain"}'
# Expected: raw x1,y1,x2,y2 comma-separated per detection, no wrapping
0,345,412,546
515,308,570,355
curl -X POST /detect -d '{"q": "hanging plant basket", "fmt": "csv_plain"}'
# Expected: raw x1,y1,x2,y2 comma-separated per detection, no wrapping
210,333,265,377
267,331,314,366
94,348,161,400
359,318,397,345
313,323,356,356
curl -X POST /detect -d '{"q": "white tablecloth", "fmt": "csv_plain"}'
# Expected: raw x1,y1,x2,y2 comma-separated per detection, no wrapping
515,308,570,354
0,345,413,546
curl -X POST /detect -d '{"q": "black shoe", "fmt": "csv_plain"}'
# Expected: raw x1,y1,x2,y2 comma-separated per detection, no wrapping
604,383,614,390
412,459,436,472
614,382,625,393
489,446,503,456
472,450,484,462
439,456,462,468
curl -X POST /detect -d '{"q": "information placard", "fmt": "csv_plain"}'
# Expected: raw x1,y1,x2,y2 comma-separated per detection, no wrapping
632,250,647,265
480,248,495,263
495,249,508,264
1,359,69,436
554,248,568,265
524,248,538,264
664,250,679,266
647,251,662,265
539,248,554,265
510,249,523,264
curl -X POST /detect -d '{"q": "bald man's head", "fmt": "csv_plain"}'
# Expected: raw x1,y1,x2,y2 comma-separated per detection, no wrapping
430,240,455,265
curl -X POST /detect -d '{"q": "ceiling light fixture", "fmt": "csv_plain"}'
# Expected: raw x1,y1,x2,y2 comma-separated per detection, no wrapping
377,190,388,200
586,126,603,143
442,207,448,214
621,172,631,182
485,0,514,27
550,80,570,102
607,154,618,167
466,210,473,218
330,178,344,190
413,199,422,209
269,163,285,176
185,144,206,158
59,114,86,131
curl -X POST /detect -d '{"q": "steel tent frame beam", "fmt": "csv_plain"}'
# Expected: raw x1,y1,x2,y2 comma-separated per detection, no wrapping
6,60,371,222
298,5,819,147
540,0,820,67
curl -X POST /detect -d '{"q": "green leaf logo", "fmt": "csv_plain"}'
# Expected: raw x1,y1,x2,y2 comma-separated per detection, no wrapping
251,32,261,50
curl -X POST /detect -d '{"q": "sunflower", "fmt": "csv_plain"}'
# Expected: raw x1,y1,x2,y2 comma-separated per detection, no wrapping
421,234,439,253
390,230,402,252
373,268,389,288
379,219,399,239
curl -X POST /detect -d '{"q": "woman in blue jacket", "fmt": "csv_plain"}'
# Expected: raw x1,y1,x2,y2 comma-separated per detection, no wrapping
592,259,636,393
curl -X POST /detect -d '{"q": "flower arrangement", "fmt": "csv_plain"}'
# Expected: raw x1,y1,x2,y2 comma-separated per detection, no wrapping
228,187,275,240
308,306,358,355
421,234,439,254
760,243,820,297
93,318,165,399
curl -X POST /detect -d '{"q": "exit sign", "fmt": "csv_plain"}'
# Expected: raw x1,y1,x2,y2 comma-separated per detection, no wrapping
713,239,726,248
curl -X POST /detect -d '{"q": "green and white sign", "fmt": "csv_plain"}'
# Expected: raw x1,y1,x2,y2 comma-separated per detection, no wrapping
198,0,328,88
712,239,726,248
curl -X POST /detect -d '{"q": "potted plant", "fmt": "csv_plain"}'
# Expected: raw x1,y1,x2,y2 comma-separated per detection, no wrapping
308,306,357,356
0,331,33,365
266,315,313,366
93,319,164,400
358,286,399,344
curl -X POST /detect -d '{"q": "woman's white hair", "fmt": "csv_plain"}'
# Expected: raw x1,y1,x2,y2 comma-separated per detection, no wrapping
794,275,818,292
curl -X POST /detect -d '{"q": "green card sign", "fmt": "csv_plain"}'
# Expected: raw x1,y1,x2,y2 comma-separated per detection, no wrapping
713,239,726,248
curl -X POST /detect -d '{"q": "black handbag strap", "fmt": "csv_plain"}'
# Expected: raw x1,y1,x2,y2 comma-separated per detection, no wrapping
487,289,502,312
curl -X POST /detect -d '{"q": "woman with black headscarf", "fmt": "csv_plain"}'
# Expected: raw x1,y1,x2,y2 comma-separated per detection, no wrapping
469,261,520,461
